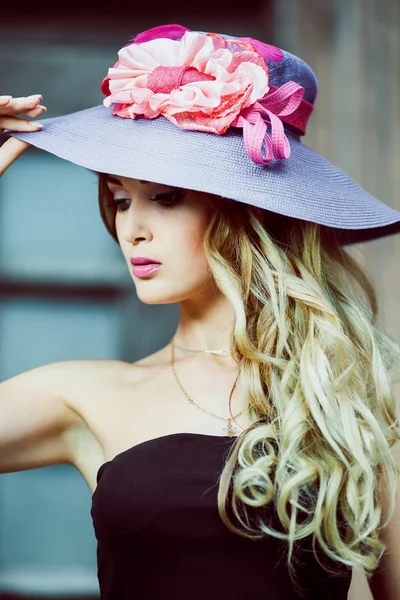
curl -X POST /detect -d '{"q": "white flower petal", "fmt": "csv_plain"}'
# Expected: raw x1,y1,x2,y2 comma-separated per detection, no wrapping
169,81,223,109
234,62,269,103
177,32,214,68
204,48,232,75
118,37,180,71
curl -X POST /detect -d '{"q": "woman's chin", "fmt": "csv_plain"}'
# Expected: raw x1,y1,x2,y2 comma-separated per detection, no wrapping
134,288,182,305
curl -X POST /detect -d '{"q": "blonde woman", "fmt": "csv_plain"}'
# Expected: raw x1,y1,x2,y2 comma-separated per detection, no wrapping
1,23,400,600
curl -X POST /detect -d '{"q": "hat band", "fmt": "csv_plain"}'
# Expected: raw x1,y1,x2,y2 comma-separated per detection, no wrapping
266,84,314,136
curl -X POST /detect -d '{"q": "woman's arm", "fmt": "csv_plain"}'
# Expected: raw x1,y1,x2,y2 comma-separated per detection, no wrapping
0,362,85,473
0,94,91,474
0,94,45,175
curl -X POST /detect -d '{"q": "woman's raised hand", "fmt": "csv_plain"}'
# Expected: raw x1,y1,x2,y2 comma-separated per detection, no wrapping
0,94,47,176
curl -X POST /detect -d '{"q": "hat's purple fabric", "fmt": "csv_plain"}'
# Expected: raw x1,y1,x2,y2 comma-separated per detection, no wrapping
7,27,400,245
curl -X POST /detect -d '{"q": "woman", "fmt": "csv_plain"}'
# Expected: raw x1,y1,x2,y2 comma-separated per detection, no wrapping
1,23,400,600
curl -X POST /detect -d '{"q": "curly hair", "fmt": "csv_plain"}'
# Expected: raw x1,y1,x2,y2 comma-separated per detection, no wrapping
98,173,400,595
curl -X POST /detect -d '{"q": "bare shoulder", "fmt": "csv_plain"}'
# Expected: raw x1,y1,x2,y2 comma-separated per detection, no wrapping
57,357,139,401
58,347,171,492
63,347,170,408
57,352,166,434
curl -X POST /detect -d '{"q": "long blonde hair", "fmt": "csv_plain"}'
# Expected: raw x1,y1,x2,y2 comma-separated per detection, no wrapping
203,195,400,591
98,175,400,593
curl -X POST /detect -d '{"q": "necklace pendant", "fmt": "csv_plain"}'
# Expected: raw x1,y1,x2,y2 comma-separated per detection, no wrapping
223,421,238,437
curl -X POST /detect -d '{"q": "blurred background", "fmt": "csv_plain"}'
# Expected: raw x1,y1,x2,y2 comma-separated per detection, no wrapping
0,0,399,598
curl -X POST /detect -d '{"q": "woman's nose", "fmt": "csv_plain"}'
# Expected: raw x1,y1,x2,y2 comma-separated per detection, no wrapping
118,201,153,243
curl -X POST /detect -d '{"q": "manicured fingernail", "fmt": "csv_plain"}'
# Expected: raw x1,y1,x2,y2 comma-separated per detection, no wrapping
31,122,44,129
38,105,47,112
0,95,12,101
27,94,43,101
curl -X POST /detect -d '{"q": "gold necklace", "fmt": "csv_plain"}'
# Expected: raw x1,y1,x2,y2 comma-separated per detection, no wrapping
170,337,243,436
173,342,228,355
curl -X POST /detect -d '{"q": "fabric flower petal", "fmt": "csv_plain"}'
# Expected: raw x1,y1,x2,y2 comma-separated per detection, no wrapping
119,38,181,70
167,81,225,111
134,24,192,44
238,37,284,62
234,62,270,105
207,33,227,51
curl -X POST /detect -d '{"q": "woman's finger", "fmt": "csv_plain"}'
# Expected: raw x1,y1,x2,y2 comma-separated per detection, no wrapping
0,94,43,115
19,105,47,118
0,116,43,132
0,95,13,107
0,137,31,176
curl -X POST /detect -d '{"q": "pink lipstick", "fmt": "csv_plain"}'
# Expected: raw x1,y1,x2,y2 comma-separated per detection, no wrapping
132,263,161,277
130,257,161,278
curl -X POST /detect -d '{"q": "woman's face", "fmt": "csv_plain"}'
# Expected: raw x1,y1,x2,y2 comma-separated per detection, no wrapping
106,175,216,305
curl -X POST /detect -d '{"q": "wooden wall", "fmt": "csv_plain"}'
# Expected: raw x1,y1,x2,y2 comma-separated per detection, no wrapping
274,0,400,342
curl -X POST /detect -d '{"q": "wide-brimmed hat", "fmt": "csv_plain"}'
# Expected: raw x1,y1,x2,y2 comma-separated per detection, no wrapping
7,23,400,245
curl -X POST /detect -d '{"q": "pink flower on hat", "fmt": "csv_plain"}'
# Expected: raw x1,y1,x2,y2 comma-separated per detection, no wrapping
101,25,314,165
102,30,272,135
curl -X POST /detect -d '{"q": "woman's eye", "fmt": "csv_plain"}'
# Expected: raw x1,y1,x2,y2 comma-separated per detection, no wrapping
106,198,130,212
106,190,185,212
151,191,185,208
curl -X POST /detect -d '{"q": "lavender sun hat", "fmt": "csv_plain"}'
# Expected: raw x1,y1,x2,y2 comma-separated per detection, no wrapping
8,23,400,245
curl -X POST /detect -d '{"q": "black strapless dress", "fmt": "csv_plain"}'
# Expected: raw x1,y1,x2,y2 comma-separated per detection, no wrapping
91,432,352,599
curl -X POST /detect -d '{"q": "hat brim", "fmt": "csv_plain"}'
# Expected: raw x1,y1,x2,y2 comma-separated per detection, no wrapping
7,104,400,245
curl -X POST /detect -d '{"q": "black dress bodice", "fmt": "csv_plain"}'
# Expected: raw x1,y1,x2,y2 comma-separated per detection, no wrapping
91,432,352,599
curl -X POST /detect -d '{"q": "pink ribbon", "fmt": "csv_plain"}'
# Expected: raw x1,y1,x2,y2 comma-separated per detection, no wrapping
232,81,313,165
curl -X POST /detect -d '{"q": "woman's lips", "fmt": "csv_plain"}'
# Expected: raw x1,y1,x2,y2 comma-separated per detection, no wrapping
132,263,162,277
